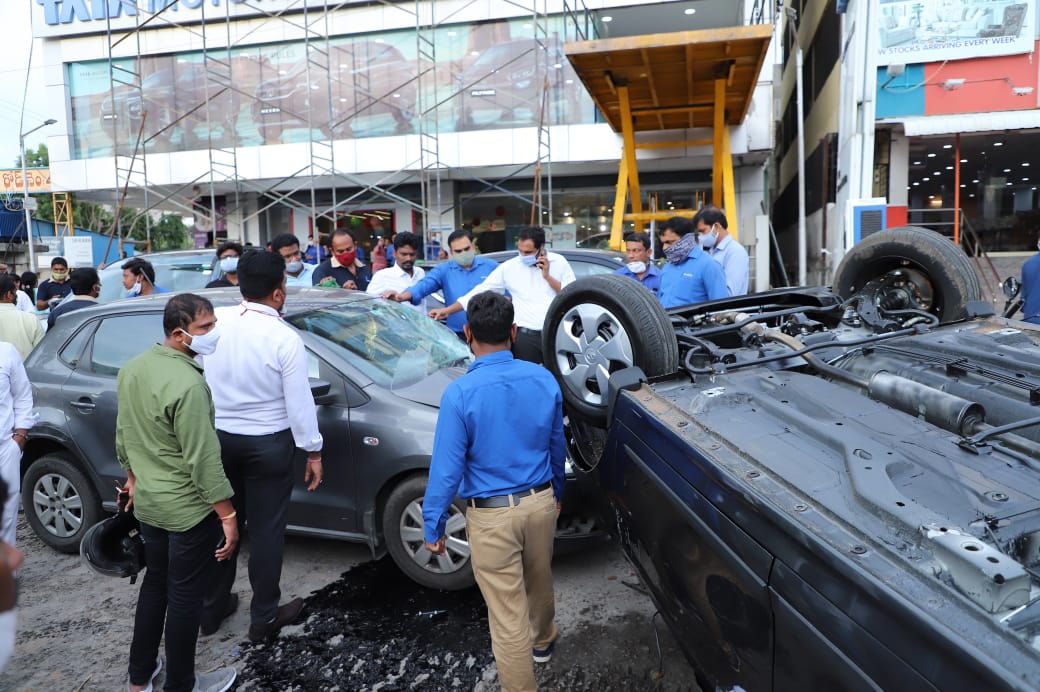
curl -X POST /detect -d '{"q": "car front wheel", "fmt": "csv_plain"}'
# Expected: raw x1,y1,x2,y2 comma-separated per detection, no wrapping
382,475,474,591
22,454,102,553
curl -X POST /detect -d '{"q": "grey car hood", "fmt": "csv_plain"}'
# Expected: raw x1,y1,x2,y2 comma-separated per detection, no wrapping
389,366,467,408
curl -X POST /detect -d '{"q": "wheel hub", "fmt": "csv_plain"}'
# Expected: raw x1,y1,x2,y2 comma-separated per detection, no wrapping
554,304,634,405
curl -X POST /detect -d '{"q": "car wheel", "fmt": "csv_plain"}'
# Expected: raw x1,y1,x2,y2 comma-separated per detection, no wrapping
543,274,679,425
22,454,102,554
832,226,983,323
382,475,474,591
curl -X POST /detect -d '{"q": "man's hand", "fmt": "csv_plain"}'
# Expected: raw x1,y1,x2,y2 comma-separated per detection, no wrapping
120,473,137,512
304,455,323,491
381,290,400,301
342,279,358,290
536,252,550,278
428,308,451,321
557,501,561,518
216,519,238,561
424,537,446,556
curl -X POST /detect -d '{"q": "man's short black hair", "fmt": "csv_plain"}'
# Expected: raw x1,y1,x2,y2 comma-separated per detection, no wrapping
393,232,420,252
163,293,214,337
660,216,695,237
69,268,100,296
330,228,357,245
269,233,302,253
466,291,514,344
447,229,473,246
0,275,15,299
50,256,68,269
216,240,244,258
692,205,728,230
122,257,156,285
626,232,651,250
237,249,286,300
516,227,546,249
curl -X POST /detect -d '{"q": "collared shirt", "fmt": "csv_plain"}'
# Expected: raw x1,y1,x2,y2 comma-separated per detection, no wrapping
14,291,34,315
285,263,316,288
47,296,97,329
311,259,372,291
202,301,323,451
456,253,576,330
708,234,750,297
36,279,71,306
365,262,426,312
407,256,499,333
614,263,662,296
1021,253,1040,324
658,248,729,308
304,244,328,265
0,342,33,437
115,345,233,533
422,350,565,543
0,304,43,360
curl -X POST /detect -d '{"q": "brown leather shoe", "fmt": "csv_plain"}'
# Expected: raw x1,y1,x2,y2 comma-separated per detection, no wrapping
247,597,304,642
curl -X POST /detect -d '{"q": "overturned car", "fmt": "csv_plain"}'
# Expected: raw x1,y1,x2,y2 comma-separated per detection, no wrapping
544,227,1040,690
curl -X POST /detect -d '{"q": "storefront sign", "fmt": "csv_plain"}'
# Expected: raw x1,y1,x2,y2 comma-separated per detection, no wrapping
0,168,51,194
878,0,1035,66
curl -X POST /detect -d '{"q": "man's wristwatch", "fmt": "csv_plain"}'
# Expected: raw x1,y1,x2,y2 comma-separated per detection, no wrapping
11,432,27,443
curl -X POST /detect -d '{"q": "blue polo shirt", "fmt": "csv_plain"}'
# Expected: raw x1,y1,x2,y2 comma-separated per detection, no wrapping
1021,253,1040,324
614,263,661,296
658,247,729,308
422,350,566,543
408,256,498,333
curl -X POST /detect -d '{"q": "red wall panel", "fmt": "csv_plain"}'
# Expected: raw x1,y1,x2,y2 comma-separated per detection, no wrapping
924,42,1039,115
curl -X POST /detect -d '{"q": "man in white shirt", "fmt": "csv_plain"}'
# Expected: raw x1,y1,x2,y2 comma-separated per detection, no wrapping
0,276,43,360
694,205,749,297
0,341,33,547
368,231,425,312
200,250,324,642
270,233,317,288
431,227,576,363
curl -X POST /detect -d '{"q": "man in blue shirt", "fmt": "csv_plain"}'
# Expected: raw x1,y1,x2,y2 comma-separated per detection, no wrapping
1020,240,1040,324
422,291,565,691
384,229,497,336
694,205,750,296
614,232,661,296
657,216,729,308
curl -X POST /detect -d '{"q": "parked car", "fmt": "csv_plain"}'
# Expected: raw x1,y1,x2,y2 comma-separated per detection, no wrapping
96,249,216,303
542,227,1040,688
252,40,416,143
21,287,596,590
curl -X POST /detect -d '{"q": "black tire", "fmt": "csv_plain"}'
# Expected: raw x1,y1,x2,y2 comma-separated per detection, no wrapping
382,475,474,591
22,454,102,554
832,226,983,323
543,274,679,425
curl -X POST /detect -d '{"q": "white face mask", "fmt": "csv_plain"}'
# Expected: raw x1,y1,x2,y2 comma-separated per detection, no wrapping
626,261,647,274
181,326,221,356
699,229,719,249
285,259,304,274
126,281,142,298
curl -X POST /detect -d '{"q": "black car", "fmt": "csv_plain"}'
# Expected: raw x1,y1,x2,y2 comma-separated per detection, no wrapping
542,228,1040,689
21,288,595,591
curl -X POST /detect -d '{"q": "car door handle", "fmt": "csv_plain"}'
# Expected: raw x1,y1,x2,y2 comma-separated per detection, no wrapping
69,399,96,412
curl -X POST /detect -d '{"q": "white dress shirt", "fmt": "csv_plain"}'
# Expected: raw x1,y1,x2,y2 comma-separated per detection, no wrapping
202,301,323,452
0,342,33,437
457,252,576,330
708,234,750,297
366,263,426,312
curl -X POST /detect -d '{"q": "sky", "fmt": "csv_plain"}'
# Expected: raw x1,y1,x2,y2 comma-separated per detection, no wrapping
1,2,53,169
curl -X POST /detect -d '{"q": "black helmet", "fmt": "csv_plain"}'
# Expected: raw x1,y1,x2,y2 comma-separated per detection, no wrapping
80,508,145,581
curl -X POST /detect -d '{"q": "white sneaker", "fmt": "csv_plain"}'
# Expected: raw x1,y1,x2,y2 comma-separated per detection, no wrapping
126,656,163,692
192,666,237,692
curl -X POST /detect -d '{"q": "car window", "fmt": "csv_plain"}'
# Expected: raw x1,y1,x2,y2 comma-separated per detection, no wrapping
287,300,471,389
58,320,97,368
98,255,215,303
570,259,619,279
89,313,163,376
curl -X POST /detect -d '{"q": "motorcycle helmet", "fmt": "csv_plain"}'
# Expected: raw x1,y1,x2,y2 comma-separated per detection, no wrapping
80,508,146,582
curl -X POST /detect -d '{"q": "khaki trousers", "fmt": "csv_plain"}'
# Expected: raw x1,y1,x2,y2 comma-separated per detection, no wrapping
467,487,558,692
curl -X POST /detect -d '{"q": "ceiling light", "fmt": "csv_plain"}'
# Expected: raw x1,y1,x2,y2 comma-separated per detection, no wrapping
1025,177,1031,181
913,182,920,186
943,143,953,149
923,177,931,181
601,15,613,22
1004,168,1012,172
1007,182,1014,186
684,8,696,15
970,193,976,197
913,161,922,165
972,179,979,183
927,153,937,158
1024,162,1031,167
960,159,967,163
995,142,1004,146
946,166,954,170
934,171,942,176
928,195,935,199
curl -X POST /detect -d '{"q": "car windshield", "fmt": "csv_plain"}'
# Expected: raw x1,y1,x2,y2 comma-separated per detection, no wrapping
286,299,471,388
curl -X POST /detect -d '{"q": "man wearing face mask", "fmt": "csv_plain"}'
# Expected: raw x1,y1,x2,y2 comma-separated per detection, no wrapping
47,268,102,329
614,232,661,296
200,250,323,642
365,232,426,312
122,257,165,298
693,205,749,297
384,229,497,338
312,228,372,291
35,256,73,311
206,241,244,289
1019,236,1040,324
269,233,316,288
657,216,729,309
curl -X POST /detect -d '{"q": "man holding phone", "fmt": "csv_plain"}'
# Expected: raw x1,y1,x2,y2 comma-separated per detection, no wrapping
431,227,575,363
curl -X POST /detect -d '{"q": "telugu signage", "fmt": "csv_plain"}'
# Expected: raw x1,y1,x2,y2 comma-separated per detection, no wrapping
0,168,52,194
878,0,1035,66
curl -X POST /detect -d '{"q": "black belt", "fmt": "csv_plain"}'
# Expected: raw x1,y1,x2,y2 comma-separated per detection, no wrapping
468,481,552,508
517,327,541,335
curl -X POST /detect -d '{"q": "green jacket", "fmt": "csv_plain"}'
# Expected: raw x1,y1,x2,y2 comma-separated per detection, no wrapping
115,344,233,532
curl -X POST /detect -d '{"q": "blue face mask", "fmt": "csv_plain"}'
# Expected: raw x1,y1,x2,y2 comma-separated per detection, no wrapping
219,256,239,274
519,252,539,267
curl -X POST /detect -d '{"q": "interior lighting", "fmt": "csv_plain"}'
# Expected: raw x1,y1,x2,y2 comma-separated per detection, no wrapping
684,8,696,14
1024,162,1031,166
601,15,613,22
995,142,1004,146
943,143,953,149
927,153,937,158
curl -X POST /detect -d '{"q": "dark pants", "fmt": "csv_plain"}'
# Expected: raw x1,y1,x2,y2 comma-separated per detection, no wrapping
512,328,544,364
129,514,220,692
203,429,295,626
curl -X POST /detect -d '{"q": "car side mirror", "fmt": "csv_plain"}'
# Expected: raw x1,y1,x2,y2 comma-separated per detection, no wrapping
310,379,336,406
1003,276,1022,300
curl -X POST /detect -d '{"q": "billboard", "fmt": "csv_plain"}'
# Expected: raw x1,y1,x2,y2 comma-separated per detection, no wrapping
878,0,1034,66
0,168,51,194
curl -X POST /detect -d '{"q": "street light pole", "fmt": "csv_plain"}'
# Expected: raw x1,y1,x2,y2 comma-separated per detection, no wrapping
20,118,57,274
785,6,808,286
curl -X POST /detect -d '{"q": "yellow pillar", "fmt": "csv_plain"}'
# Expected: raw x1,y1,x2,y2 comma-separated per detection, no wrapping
609,156,629,251
617,85,642,225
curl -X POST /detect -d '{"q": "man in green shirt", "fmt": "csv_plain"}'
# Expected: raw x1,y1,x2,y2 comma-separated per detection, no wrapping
116,293,238,692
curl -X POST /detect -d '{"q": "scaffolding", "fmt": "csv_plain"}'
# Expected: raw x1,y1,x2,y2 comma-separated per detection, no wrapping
92,0,587,252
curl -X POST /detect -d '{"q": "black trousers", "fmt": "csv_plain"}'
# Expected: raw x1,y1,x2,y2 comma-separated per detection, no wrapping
512,328,544,364
202,429,296,626
129,514,220,692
